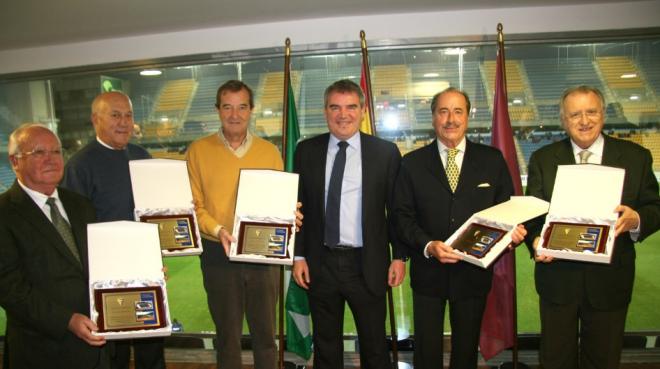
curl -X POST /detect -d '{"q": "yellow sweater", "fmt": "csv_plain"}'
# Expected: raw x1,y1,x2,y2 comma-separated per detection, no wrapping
186,133,283,240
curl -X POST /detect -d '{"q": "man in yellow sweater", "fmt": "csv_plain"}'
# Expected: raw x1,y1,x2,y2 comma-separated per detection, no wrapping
186,80,283,369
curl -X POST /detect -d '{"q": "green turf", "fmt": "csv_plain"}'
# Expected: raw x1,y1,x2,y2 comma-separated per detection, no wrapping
0,226,658,336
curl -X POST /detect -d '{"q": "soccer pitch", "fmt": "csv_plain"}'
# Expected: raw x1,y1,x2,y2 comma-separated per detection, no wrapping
0,223,658,336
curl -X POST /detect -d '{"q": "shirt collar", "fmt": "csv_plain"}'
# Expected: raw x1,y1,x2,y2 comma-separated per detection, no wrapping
218,129,252,152
329,131,361,151
96,136,123,150
570,134,604,158
437,137,467,154
17,179,59,208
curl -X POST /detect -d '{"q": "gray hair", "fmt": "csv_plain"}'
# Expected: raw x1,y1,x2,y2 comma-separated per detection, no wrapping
8,123,60,156
559,85,605,117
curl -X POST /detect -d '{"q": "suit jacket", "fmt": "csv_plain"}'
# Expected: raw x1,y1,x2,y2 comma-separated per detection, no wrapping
0,182,103,369
294,132,404,296
525,135,660,310
393,139,514,299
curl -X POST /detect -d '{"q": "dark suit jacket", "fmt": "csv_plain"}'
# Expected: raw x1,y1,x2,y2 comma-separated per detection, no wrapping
0,182,103,369
393,139,514,299
294,132,404,296
525,136,660,310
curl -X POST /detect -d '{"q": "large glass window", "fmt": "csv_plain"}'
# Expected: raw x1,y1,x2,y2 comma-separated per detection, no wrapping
1,35,658,337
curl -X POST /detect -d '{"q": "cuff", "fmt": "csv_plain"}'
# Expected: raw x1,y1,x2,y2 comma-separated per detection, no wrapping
423,241,433,258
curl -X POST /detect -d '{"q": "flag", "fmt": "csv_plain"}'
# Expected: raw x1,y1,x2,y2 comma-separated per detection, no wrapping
359,62,375,135
479,31,523,361
283,74,313,360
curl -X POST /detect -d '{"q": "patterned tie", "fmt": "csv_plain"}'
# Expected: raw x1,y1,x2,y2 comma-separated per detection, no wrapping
578,150,592,164
46,197,81,264
446,148,460,192
324,141,348,247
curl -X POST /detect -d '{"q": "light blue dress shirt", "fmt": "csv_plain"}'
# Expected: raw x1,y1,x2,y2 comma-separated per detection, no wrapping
325,132,363,247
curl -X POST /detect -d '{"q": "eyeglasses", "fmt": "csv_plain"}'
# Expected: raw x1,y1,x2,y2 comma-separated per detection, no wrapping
565,109,602,123
15,148,62,159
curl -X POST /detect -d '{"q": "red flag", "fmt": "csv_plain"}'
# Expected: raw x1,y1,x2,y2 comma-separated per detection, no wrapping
359,64,374,135
479,32,523,361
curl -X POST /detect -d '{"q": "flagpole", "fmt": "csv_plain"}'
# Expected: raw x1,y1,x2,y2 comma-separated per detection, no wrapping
494,23,528,369
279,37,292,369
360,30,399,368
360,30,377,134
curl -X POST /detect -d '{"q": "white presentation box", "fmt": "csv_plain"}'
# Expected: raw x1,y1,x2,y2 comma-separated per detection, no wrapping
130,158,202,257
446,196,550,268
88,221,171,340
230,169,299,266
536,164,625,264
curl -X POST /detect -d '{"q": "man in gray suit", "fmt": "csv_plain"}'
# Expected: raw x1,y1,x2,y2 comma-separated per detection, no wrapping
0,124,108,369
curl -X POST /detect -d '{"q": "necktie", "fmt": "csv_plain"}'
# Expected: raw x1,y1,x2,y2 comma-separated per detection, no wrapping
46,197,81,264
324,141,348,247
446,148,460,192
578,150,592,164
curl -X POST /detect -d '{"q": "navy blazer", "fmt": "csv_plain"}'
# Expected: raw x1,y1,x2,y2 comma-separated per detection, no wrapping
525,135,660,310
0,182,103,369
294,132,404,296
393,139,514,299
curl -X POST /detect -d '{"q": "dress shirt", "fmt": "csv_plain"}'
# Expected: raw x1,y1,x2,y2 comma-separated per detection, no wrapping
219,129,253,158
324,132,363,247
424,137,467,258
17,180,70,223
570,134,640,239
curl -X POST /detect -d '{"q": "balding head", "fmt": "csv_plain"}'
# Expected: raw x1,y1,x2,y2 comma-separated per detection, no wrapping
91,91,134,149
8,124,63,195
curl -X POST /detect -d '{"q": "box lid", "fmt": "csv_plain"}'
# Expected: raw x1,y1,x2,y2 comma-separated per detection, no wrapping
129,159,193,209
549,164,624,220
475,196,549,225
88,221,164,281
235,169,299,220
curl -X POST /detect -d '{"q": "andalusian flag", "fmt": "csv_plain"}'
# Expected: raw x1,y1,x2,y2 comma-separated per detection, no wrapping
283,67,313,361
360,63,375,135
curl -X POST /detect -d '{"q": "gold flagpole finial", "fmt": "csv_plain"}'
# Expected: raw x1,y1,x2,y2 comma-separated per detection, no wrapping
360,30,367,49
497,23,504,44
285,37,291,57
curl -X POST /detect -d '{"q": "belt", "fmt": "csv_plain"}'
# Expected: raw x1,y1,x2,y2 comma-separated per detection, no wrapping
325,244,360,251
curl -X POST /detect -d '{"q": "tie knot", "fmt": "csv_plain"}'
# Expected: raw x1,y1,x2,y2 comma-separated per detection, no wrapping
337,141,348,150
46,197,57,206
578,150,592,164
447,148,458,159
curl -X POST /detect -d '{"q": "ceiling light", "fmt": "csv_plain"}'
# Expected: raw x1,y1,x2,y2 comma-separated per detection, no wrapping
444,48,467,56
620,73,637,79
630,95,640,101
140,69,162,76
423,73,439,78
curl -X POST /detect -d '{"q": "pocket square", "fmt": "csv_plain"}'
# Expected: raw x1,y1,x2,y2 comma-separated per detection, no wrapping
477,183,491,188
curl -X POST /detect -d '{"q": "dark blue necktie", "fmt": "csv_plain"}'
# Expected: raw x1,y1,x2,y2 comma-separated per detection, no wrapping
324,141,348,247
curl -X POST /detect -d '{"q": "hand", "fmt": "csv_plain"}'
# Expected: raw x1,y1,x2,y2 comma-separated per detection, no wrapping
294,202,303,232
217,227,236,256
508,224,527,249
292,259,311,290
532,236,554,263
427,241,462,264
614,205,640,237
68,313,106,347
388,259,406,287
162,266,169,281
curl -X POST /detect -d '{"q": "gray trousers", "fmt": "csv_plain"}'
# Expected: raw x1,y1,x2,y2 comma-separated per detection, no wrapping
200,238,280,369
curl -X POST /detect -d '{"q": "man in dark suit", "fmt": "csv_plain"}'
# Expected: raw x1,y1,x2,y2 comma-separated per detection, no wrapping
525,85,660,369
393,87,525,369
0,124,108,369
292,79,406,369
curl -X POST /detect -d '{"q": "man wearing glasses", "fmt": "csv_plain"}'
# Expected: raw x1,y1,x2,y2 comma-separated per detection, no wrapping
0,124,108,368
525,85,660,369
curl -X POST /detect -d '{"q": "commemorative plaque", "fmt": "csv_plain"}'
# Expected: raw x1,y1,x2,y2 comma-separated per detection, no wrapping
451,223,507,259
140,214,198,251
94,286,166,333
236,221,292,258
543,222,608,253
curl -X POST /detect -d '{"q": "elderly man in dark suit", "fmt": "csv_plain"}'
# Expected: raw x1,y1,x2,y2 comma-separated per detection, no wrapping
0,124,108,369
525,85,660,369
393,87,525,369
292,79,406,369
